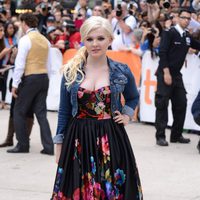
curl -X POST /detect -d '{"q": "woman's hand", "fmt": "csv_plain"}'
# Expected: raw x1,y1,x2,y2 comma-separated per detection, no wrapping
113,110,130,126
56,144,62,164
0,47,12,59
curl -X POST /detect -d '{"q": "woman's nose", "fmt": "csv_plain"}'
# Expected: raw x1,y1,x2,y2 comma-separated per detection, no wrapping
92,39,98,46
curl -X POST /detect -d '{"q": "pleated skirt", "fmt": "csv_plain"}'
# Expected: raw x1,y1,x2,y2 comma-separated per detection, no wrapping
51,118,143,200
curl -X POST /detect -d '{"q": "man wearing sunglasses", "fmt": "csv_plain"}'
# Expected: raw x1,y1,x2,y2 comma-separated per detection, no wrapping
155,8,200,146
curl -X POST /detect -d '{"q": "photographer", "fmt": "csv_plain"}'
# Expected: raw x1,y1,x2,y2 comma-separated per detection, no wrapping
46,26,66,53
36,1,52,35
0,21,13,110
0,4,8,23
110,1,137,50
140,21,162,57
62,20,81,50
102,0,112,18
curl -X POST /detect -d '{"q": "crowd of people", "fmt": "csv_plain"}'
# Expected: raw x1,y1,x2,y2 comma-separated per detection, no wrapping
0,0,200,198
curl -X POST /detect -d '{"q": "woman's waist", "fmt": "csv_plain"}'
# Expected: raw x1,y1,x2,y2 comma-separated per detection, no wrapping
76,109,112,120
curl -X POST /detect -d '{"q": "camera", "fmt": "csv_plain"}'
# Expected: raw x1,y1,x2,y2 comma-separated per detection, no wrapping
11,44,18,49
146,0,157,4
165,14,173,20
77,13,82,17
40,3,51,12
116,4,122,17
0,0,5,5
129,4,134,15
150,28,157,34
0,5,6,14
104,8,110,15
63,20,75,29
163,0,170,8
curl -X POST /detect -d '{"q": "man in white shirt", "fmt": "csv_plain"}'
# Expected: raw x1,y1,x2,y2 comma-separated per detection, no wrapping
110,1,137,50
7,13,54,155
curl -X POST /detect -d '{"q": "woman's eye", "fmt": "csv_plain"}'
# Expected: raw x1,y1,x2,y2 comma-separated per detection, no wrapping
86,38,93,42
98,37,105,41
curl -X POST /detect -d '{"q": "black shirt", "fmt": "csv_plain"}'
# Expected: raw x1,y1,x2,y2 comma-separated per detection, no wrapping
157,27,200,76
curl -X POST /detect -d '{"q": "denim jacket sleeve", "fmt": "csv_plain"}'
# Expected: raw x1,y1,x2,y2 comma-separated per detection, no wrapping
121,65,139,118
53,76,72,144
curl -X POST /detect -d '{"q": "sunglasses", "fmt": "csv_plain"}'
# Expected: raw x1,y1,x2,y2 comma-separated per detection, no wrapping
179,16,191,21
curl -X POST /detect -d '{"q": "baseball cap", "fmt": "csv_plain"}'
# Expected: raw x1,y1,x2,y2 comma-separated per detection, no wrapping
47,15,56,22
46,26,56,34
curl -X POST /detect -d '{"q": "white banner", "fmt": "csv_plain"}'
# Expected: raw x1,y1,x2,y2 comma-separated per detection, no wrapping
46,48,63,111
140,51,200,130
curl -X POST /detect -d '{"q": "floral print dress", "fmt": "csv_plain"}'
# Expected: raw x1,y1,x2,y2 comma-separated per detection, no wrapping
51,86,143,200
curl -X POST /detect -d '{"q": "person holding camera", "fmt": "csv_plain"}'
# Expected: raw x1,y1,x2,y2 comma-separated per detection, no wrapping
0,4,8,23
140,21,162,57
110,1,137,50
62,19,81,50
36,1,52,35
155,8,200,146
0,20,13,109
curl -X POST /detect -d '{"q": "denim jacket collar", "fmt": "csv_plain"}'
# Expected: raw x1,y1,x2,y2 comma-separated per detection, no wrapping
69,57,127,93
72,57,125,87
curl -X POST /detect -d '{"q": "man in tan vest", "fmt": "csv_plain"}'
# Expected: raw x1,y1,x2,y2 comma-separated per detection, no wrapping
7,13,54,155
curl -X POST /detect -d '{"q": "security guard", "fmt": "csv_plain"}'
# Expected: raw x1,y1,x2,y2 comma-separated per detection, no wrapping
155,8,200,146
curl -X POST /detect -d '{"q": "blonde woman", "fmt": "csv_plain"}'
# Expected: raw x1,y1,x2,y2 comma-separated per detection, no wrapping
52,16,143,199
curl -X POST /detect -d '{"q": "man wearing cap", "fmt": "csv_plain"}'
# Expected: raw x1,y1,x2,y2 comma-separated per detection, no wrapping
46,15,56,28
7,13,54,155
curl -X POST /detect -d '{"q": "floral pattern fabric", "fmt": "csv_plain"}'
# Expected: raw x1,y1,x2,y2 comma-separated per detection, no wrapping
76,86,111,120
52,86,143,200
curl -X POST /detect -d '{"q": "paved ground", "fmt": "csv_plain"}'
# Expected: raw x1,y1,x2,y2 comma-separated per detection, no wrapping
0,109,200,200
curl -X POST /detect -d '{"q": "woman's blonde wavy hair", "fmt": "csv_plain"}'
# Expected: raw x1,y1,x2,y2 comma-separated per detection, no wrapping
63,16,114,87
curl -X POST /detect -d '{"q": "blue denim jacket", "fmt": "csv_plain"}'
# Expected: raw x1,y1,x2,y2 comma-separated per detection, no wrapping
53,58,139,143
